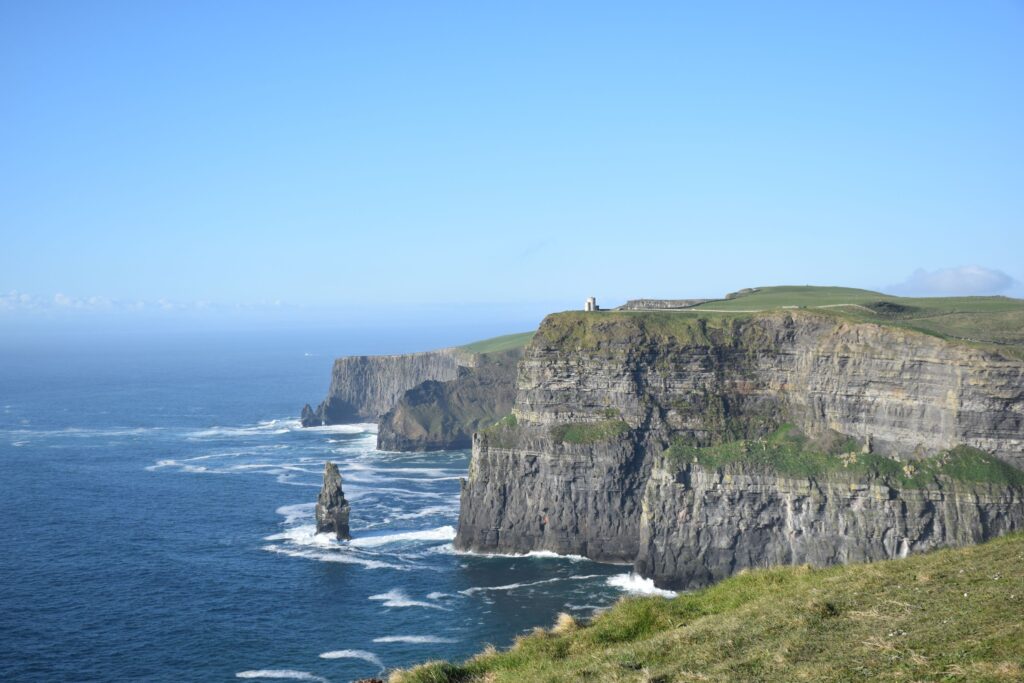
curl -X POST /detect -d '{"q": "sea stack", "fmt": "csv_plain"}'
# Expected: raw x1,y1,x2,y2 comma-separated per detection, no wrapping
315,461,351,540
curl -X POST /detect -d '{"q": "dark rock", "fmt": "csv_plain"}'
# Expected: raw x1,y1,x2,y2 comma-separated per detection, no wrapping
315,461,351,540
455,310,1024,588
301,349,467,427
377,350,521,452
300,403,322,427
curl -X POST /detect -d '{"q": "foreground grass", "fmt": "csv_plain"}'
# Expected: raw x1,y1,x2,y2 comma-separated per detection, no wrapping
391,534,1024,682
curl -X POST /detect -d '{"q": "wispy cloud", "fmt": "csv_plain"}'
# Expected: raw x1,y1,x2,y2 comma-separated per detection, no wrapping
0,291,290,314
886,266,1017,297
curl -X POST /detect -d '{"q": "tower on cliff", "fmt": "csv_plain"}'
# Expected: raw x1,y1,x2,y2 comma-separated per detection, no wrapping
584,296,599,312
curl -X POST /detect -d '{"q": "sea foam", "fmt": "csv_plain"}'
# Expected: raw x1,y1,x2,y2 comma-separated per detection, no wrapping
607,572,677,598
318,649,383,670
349,525,456,548
369,588,446,610
373,635,457,644
235,670,329,682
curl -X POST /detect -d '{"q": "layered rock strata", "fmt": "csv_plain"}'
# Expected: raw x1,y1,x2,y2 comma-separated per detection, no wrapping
454,311,1024,587
302,348,472,426
377,350,521,451
636,462,1024,589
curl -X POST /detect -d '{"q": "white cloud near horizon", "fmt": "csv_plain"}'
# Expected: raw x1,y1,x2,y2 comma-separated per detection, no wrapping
886,266,1018,297
0,290,290,314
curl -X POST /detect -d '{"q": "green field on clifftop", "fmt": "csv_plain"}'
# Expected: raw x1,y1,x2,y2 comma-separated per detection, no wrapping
689,286,1024,350
392,533,1024,683
459,331,536,354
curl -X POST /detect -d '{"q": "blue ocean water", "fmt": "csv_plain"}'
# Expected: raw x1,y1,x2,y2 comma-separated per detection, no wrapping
0,331,659,682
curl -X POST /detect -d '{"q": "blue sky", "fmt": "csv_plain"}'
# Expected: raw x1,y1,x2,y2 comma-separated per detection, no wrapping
1,1,1022,331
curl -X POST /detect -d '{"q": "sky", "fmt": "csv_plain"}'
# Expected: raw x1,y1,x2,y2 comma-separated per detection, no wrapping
1,1,1022,338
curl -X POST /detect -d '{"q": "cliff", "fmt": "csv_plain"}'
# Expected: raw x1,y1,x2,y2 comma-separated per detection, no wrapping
377,350,521,451
454,310,1024,587
392,533,1024,682
301,348,471,426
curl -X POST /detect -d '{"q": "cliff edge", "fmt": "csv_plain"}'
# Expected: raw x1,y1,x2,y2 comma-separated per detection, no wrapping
455,308,1024,587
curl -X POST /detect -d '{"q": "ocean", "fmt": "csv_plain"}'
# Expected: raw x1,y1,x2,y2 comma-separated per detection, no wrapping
0,329,665,682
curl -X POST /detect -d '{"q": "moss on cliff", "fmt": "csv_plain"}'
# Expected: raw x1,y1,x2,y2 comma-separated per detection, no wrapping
550,419,630,445
663,425,1024,488
392,532,1024,683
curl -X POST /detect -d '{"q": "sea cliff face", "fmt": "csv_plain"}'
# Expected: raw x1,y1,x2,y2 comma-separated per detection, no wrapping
302,349,471,426
377,350,521,451
454,311,1024,587
637,462,1023,589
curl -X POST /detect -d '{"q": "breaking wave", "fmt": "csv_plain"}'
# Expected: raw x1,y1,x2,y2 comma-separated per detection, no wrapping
372,635,456,644
607,572,677,598
369,589,447,610
235,670,329,682
349,525,456,548
317,649,383,670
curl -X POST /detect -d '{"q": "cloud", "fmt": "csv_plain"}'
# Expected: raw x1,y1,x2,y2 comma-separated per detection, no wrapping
0,290,297,314
886,266,1017,297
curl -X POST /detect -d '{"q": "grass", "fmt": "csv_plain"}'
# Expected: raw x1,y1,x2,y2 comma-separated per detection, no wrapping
550,419,631,445
541,286,1024,359
478,413,521,449
459,331,536,355
663,425,1024,489
390,532,1024,682
690,286,1024,352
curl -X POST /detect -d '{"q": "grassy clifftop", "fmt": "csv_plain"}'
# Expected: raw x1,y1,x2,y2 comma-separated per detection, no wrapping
695,285,1024,350
537,287,1024,358
392,533,1024,682
459,331,536,355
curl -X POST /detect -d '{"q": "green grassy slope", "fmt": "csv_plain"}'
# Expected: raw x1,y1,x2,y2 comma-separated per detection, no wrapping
673,286,1024,353
459,331,536,355
392,533,1024,683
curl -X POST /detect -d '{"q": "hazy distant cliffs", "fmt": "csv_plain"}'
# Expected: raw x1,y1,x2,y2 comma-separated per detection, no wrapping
377,351,520,451
301,349,467,426
454,308,1024,588
302,340,526,451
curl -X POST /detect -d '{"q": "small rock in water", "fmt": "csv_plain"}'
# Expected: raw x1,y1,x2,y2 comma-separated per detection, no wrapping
315,461,351,540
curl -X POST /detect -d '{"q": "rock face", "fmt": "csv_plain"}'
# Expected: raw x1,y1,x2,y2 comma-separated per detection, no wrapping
454,310,1024,587
377,350,521,451
315,461,351,540
636,463,1024,590
302,349,470,426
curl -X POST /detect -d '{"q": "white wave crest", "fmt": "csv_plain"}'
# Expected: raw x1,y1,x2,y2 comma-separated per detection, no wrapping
262,544,409,571
275,503,315,525
372,635,456,644
459,574,604,596
305,423,377,435
607,573,677,598
454,548,590,562
369,588,446,610
349,525,455,548
318,649,383,670
235,670,329,682
188,419,375,440
390,505,458,521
